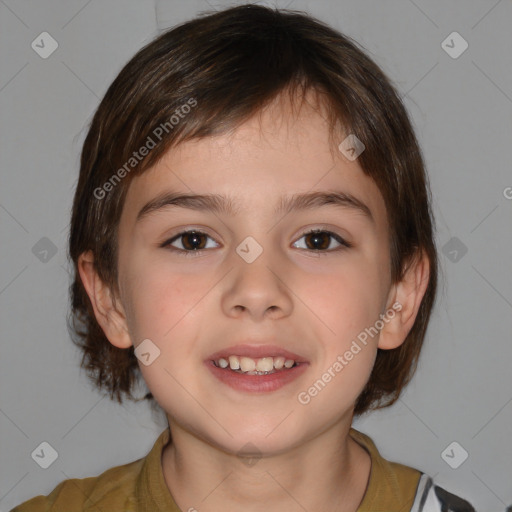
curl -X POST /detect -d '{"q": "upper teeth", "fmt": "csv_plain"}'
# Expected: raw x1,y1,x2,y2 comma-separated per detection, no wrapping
216,355,296,372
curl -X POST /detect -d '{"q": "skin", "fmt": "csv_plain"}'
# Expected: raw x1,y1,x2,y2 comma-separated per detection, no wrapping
79,93,429,512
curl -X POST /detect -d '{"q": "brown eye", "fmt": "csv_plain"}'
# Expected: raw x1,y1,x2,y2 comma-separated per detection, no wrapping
179,231,207,250
162,230,219,256
304,231,331,250
293,229,351,252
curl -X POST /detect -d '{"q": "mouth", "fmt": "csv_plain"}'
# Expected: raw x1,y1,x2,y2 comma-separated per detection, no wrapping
205,345,309,393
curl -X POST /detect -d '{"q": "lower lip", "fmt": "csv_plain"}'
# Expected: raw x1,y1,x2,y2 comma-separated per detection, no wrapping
205,361,309,393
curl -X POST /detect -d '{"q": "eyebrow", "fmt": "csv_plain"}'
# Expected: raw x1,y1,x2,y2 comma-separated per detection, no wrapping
136,190,374,223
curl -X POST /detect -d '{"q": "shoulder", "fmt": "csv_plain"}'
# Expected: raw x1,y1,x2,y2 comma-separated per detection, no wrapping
350,427,424,505
9,457,144,512
348,428,477,511
411,473,477,512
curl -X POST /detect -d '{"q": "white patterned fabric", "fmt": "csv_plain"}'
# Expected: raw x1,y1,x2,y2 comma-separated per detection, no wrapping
410,474,477,512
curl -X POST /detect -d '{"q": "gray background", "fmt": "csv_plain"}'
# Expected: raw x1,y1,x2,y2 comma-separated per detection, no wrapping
1,0,511,510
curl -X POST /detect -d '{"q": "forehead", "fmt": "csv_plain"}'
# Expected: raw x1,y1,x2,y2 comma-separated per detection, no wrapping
122,98,388,229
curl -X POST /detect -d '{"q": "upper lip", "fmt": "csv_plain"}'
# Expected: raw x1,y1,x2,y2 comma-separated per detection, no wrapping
207,344,309,364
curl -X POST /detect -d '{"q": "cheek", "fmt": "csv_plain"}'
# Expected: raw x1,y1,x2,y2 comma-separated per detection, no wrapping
121,253,218,371
298,255,384,400
123,265,210,400
297,271,380,410
307,256,385,340
127,269,198,342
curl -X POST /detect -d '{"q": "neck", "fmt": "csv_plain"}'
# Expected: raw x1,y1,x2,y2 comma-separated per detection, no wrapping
161,419,371,512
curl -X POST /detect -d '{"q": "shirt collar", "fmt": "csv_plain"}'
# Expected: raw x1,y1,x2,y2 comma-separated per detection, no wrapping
134,426,420,511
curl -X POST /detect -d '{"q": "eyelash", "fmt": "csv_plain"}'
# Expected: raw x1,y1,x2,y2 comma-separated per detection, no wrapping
160,228,352,258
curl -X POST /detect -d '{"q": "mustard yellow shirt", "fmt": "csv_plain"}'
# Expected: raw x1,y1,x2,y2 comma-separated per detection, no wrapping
10,428,424,511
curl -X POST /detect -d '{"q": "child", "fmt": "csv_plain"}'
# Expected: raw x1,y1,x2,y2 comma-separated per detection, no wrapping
11,4,477,512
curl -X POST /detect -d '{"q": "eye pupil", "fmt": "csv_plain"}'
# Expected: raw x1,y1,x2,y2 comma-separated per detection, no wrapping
306,231,330,250
183,231,205,250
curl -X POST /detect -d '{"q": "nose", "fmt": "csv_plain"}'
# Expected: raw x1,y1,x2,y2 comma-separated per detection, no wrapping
221,239,294,320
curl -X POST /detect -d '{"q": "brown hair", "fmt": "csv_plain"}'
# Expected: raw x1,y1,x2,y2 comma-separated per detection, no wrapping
68,3,438,416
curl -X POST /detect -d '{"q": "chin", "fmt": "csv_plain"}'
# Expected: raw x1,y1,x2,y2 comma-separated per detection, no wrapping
207,417,307,456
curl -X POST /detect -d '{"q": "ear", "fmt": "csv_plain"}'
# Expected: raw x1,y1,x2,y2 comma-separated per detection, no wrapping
378,250,430,350
77,251,132,349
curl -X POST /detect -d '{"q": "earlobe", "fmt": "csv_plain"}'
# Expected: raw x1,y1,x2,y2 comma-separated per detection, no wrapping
378,250,430,350
77,251,132,349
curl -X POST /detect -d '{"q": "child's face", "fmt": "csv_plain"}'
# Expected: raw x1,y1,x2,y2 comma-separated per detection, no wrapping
115,97,396,454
